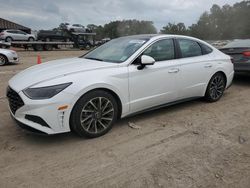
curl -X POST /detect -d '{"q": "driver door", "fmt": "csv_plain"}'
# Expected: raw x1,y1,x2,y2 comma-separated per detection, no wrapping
128,39,180,113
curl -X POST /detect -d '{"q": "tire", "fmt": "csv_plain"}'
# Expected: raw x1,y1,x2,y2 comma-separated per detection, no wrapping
85,44,91,50
5,37,12,42
33,44,44,51
28,37,35,41
70,90,118,138
0,54,8,66
204,72,226,102
63,38,70,42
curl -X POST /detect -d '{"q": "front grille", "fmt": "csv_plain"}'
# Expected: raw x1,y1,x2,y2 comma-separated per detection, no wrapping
6,86,24,114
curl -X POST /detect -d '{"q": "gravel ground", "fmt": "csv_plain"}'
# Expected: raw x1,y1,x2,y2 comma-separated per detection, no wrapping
0,50,250,188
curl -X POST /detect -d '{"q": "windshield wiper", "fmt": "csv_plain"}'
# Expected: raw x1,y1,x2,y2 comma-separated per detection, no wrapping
84,57,103,61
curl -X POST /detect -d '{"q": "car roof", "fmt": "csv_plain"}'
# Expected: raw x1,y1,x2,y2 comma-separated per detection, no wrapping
223,39,250,48
118,34,211,46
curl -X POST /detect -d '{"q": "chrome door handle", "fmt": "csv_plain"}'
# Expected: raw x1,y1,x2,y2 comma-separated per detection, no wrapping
204,64,213,68
168,68,179,73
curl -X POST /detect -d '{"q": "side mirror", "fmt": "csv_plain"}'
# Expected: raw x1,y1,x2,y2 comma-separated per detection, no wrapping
137,55,155,70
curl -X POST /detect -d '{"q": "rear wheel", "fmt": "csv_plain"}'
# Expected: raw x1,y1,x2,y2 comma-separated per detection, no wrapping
70,90,118,138
204,72,226,102
28,37,35,41
0,54,7,66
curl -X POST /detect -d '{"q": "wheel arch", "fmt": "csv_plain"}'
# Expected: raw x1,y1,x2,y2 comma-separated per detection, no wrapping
203,70,228,96
70,87,123,119
68,87,123,133
5,36,13,42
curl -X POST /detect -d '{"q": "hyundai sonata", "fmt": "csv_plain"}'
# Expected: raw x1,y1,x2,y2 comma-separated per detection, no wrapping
7,35,234,138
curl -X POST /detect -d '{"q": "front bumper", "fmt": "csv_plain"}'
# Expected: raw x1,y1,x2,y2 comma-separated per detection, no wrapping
8,54,19,63
7,87,74,135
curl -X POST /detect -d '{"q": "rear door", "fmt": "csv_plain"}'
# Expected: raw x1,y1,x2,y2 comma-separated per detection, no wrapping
17,31,28,40
14,30,25,40
176,39,214,99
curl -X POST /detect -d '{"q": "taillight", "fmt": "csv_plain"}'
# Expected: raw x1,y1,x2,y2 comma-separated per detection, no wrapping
243,51,250,57
0,32,3,36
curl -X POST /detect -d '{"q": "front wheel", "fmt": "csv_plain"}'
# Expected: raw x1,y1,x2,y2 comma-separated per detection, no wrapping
70,90,118,138
0,54,7,66
5,37,12,42
204,72,226,102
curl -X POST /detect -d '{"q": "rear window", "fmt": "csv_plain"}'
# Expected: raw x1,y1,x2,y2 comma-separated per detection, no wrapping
200,43,213,54
178,39,202,58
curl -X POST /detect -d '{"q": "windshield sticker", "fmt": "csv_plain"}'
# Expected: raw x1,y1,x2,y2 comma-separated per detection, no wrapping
120,56,128,61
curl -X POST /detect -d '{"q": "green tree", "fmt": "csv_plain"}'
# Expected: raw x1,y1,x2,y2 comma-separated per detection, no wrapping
161,23,187,35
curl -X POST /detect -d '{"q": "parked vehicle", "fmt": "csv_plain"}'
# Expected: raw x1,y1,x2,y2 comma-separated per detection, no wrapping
67,24,86,32
0,48,18,66
37,30,71,42
0,30,36,42
7,35,234,138
220,39,250,72
71,34,93,49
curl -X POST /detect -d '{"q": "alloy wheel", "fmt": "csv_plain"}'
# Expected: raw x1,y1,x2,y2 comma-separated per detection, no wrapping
0,55,6,65
80,97,114,134
209,75,225,100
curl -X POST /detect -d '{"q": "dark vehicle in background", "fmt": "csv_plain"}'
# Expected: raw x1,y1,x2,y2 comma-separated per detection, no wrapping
220,40,250,72
71,34,94,49
37,30,71,42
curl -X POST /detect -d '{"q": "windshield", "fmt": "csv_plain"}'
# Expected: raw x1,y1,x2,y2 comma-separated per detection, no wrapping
84,37,148,63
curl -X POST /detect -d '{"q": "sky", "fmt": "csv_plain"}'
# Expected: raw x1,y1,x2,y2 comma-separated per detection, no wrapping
0,0,241,31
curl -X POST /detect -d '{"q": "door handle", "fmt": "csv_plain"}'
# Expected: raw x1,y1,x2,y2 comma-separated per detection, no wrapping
204,64,213,68
168,68,179,73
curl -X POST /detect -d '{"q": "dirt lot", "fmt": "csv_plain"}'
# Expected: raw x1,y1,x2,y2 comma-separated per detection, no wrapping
0,50,250,188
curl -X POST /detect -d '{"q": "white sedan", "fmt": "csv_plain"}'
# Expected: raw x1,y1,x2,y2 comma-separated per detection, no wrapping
7,35,234,138
0,48,19,66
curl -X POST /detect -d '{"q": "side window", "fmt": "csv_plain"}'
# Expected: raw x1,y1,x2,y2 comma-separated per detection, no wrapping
200,43,213,55
17,31,25,35
7,30,15,34
178,39,202,58
143,39,175,61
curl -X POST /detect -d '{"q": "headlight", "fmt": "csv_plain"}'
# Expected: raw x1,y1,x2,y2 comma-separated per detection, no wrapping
23,82,72,100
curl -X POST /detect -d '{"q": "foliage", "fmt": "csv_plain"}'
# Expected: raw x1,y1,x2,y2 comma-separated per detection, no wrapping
87,20,157,40
161,0,250,40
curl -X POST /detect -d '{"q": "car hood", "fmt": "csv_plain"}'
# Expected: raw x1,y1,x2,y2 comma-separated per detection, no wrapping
9,57,118,92
0,49,15,54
